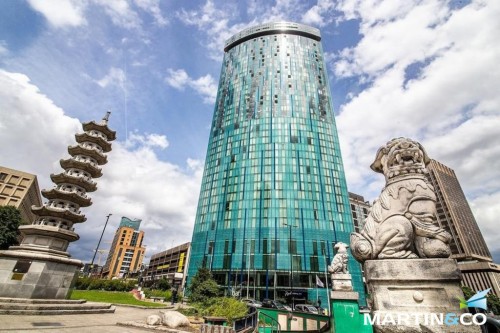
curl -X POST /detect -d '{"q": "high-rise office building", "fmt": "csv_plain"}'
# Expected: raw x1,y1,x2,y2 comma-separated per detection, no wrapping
101,217,145,279
188,22,364,305
427,159,500,296
0,166,42,224
427,159,491,262
348,192,370,234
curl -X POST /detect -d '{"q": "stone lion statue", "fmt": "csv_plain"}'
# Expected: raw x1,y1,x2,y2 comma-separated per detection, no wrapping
350,138,452,262
328,242,349,274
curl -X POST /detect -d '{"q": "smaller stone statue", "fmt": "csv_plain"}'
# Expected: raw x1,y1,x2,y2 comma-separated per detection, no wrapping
328,242,349,274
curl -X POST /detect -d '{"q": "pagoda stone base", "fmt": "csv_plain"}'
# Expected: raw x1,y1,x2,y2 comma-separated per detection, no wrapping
0,250,82,299
365,258,480,333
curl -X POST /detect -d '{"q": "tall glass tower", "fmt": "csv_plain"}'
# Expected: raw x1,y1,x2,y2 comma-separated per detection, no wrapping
188,22,365,305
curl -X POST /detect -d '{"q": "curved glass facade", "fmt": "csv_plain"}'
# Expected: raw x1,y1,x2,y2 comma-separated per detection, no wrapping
188,22,365,305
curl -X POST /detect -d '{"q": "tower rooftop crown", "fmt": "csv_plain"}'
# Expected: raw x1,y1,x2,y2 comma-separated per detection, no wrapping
224,21,321,52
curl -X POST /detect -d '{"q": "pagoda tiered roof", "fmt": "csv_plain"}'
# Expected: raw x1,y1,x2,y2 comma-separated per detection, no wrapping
19,225,79,242
31,206,86,223
68,145,107,164
75,132,112,152
42,188,92,207
50,173,97,192
82,121,116,141
60,158,102,178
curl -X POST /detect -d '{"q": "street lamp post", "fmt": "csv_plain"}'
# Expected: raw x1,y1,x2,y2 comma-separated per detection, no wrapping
90,213,112,275
284,223,298,308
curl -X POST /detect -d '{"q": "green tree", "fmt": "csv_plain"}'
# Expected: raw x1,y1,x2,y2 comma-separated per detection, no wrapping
188,267,221,303
462,285,500,315
461,286,475,300
156,277,171,291
0,206,22,250
487,293,500,315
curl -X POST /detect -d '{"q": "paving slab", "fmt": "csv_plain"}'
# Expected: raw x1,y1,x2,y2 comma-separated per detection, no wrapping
0,305,174,332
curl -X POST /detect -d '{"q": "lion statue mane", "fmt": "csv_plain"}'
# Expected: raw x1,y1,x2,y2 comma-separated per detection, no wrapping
350,137,452,263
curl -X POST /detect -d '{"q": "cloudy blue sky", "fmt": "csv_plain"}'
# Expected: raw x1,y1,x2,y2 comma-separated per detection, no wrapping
0,0,499,265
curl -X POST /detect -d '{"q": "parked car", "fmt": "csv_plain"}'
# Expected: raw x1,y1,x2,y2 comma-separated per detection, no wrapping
241,298,263,308
261,299,292,311
294,304,319,314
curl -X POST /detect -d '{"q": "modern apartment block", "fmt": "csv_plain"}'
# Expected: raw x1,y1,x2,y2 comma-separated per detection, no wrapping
145,242,191,289
348,192,370,234
0,166,42,224
426,159,500,296
188,22,365,305
101,217,145,279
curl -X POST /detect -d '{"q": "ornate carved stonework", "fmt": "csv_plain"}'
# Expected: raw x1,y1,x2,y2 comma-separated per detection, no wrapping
350,138,452,262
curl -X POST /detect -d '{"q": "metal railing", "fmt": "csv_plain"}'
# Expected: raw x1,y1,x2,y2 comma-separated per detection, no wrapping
233,306,259,332
258,310,281,333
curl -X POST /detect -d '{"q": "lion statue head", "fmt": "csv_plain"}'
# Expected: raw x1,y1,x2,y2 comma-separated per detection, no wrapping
370,137,430,183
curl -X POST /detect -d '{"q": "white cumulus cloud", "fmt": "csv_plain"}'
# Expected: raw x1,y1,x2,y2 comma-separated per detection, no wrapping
165,68,217,104
301,0,336,27
333,0,500,255
27,0,87,27
0,69,202,262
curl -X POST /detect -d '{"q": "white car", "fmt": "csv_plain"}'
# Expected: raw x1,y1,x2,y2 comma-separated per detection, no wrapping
294,304,319,314
241,298,263,308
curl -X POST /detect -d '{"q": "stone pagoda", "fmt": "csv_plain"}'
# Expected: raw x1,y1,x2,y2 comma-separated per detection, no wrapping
0,112,115,299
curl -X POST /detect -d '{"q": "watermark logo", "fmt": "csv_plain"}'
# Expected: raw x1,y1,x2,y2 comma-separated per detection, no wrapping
364,288,491,327
364,312,487,327
459,288,491,310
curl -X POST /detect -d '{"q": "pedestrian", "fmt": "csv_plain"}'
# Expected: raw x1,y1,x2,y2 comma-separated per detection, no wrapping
171,288,178,305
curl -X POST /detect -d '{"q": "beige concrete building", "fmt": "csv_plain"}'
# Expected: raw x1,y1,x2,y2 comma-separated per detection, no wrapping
427,159,499,296
0,166,42,224
348,192,371,234
427,159,492,262
458,261,500,297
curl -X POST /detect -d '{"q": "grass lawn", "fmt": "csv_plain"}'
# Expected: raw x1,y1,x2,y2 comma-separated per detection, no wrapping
70,290,168,308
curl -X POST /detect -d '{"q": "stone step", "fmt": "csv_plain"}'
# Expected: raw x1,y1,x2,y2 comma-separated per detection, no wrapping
0,306,116,315
0,302,113,311
0,297,86,304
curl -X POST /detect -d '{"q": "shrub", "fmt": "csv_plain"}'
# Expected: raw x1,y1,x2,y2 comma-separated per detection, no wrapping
74,277,137,292
74,277,92,290
88,279,106,290
200,297,248,324
143,288,172,300
178,307,200,317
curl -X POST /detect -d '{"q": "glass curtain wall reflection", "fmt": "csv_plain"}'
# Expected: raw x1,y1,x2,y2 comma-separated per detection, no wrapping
188,22,365,305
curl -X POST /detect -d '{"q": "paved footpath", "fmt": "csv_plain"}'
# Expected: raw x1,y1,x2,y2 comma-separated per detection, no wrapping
0,305,172,332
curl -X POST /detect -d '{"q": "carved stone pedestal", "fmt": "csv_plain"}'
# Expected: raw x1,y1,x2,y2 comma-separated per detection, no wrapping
331,273,353,291
365,258,480,333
